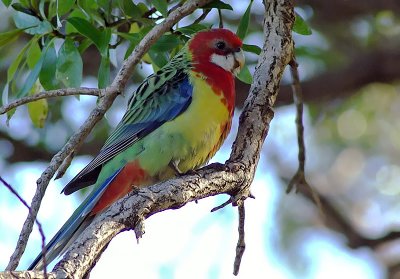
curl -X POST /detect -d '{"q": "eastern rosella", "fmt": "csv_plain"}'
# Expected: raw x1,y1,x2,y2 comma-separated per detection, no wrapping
29,28,244,270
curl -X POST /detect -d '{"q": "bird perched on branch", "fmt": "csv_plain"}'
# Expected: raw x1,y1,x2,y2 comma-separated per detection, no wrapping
29,28,244,270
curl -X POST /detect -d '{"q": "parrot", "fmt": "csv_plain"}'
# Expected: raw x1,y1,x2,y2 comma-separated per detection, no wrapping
29,28,244,270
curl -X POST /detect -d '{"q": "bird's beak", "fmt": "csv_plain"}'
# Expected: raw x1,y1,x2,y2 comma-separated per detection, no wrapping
232,48,245,76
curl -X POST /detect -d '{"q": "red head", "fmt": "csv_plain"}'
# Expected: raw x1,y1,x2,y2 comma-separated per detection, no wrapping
188,29,244,76
188,29,245,115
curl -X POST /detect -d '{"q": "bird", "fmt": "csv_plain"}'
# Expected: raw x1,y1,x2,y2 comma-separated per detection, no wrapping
29,28,244,270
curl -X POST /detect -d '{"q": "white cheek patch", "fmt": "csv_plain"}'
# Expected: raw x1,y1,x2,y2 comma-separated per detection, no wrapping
210,53,235,73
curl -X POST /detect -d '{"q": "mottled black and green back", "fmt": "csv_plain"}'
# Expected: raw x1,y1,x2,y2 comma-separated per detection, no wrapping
62,50,193,195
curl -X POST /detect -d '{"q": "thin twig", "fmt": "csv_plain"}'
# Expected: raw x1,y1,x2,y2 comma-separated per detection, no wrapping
193,8,211,24
0,88,100,115
218,9,223,28
286,58,324,217
233,204,246,275
211,197,232,212
0,177,48,277
5,0,215,271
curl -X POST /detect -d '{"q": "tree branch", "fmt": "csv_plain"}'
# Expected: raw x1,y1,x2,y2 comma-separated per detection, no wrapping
0,88,100,115
0,177,48,276
45,0,294,277
5,0,215,271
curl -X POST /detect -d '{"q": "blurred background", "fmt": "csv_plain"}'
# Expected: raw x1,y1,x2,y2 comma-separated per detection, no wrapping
1,0,400,278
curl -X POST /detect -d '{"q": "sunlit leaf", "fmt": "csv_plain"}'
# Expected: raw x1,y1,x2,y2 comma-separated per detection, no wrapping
7,39,33,84
57,0,75,16
2,0,12,7
242,44,261,55
237,65,252,84
26,41,41,69
0,29,23,48
56,39,83,87
16,47,46,98
293,12,312,35
236,0,253,40
27,82,48,128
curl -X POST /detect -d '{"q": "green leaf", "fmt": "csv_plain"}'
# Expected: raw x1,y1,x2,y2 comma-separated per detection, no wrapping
13,12,53,35
0,29,23,48
242,44,261,55
15,39,55,98
27,82,48,128
7,40,33,83
65,9,87,34
77,38,93,54
203,0,233,10
293,12,312,35
26,41,41,69
151,34,180,52
120,0,142,18
2,0,12,7
57,0,76,15
11,3,36,16
16,51,45,98
67,17,110,56
237,65,252,84
40,43,59,90
98,55,110,89
148,49,168,69
152,0,168,17
56,39,83,87
176,24,208,35
236,0,253,40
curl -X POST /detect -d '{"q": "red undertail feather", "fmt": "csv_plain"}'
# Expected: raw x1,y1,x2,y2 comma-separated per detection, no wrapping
91,160,149,215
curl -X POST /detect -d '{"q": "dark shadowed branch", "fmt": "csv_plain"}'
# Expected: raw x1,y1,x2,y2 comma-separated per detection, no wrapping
0,177,48,277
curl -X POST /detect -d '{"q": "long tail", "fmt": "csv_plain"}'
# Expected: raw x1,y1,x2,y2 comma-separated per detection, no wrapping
28,169,122,270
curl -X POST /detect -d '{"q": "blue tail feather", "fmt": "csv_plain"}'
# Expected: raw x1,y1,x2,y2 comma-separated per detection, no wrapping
28,168,122,270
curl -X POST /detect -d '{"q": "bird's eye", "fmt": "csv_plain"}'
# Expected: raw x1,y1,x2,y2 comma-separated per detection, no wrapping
216,41,226,50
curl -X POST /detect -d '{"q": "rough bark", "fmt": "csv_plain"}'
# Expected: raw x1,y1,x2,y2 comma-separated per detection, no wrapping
0,0,295,277
51,0,294,277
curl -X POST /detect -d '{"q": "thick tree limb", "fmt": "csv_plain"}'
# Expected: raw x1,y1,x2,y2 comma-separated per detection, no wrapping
2,0,294,276
0,271,55,279
5,0,214,271
44,0,294,277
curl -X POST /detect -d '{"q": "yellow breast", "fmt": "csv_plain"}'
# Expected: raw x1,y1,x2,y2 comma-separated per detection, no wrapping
164,70,231,170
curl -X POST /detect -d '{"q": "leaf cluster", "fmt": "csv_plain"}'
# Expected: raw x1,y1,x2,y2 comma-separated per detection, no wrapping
0,0,310,128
